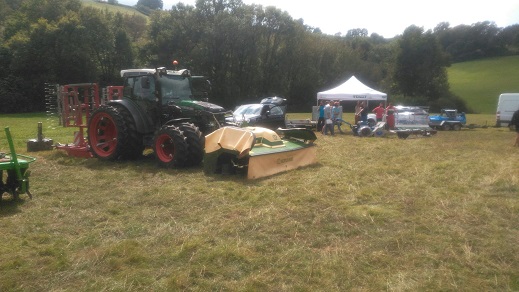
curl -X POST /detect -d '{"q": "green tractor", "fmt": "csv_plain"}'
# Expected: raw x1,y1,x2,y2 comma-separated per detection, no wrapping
87,66,231,167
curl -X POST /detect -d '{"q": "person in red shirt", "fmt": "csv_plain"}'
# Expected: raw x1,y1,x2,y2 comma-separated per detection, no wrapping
372,102,385,122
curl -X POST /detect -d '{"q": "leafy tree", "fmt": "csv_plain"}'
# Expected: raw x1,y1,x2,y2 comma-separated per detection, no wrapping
0,0,88,112
137,0,163,10
392,25,450,102
121,13,147,43
346,28,368,38
0,0,138,112
6,0,514,114
498,24,519,53
145,3,202,67
0,0,12,24
435,21,505,62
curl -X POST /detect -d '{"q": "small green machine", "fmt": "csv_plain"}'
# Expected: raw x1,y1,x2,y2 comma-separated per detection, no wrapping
1,127,36,203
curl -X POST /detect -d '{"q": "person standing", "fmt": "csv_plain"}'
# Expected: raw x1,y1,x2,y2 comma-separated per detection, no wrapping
323,100,334,135
317,100,325,132
509,108,519,146
354,101,361,124
386,103,396,129
372,102,385,122
359,101,368,123
332,101,344,134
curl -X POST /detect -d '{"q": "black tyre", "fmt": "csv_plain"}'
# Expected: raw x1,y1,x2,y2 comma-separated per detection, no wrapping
442,123,451,131
88,106,129,160
179,123,205,167
397,132,410,139
153,126,189,168
452,123,462,131
113,105,144,159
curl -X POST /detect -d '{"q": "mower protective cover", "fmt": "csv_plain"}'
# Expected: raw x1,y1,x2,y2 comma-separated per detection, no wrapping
204,126,317,179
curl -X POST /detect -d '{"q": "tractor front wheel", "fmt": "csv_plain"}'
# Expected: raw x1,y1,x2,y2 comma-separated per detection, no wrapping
153,126,189,168
179,123,205,167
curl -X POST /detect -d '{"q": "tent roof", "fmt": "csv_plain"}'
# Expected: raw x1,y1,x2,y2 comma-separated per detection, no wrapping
317,76,387,101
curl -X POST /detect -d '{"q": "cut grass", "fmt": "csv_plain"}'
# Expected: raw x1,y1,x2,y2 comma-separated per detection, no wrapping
1,113,518,291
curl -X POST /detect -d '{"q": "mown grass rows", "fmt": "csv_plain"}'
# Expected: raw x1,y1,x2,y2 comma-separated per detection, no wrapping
0,114,518,290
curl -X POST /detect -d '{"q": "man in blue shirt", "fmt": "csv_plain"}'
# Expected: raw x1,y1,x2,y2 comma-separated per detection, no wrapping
317,100,325,132
332,101,344,134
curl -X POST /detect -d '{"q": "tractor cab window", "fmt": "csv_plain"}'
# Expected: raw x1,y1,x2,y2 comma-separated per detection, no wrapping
132,76,155,101
124,78,134,97
160,75,192,105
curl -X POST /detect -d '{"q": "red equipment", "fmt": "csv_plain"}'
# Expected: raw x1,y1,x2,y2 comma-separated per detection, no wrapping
54,83,122,158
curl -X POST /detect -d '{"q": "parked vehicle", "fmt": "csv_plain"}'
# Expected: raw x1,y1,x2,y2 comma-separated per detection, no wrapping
429,109,466,130
226,97,287,130
392,106,436,138
86,67,232,167
496,93,519,127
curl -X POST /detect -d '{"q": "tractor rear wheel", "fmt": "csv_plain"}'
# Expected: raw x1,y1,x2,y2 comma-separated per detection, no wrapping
153,126,189,168
179,123,205,167
88,106,129,160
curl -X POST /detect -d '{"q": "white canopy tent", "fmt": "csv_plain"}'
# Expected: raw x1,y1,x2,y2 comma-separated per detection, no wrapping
316,76,387,102
312,76,387,121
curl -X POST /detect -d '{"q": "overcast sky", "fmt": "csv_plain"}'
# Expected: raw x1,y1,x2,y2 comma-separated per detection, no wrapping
117,0,519,38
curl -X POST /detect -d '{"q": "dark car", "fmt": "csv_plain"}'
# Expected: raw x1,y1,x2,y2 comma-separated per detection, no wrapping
226,97,287,130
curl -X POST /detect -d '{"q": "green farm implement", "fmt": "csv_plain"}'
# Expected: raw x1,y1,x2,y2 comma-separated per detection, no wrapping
1,127,36,203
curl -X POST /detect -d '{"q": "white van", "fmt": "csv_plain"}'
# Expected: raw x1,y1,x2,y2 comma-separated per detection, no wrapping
496,93,519,127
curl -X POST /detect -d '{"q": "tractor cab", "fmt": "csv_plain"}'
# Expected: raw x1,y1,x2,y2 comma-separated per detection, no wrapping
121,68,203,125
120,66,230,133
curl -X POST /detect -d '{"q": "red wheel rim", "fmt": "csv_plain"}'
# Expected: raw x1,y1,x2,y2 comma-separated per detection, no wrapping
89,112,118,157
155,133,175,163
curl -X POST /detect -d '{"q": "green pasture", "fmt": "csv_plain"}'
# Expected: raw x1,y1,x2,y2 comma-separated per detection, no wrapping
81,0,147,17
448,55,519,114
1,113,518,291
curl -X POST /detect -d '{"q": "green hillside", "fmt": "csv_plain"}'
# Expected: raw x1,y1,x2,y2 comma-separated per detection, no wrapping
80,0,147,17
448,55,519,114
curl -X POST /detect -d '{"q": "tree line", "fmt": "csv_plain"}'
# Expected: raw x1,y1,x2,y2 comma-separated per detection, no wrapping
1,0,518,114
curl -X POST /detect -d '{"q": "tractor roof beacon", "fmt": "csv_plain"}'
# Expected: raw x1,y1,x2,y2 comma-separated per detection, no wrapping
87,66,231,168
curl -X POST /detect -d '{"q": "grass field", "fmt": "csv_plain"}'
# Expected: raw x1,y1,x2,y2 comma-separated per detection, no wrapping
448,55,519,114
81,0,147,17
1,113,518,291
